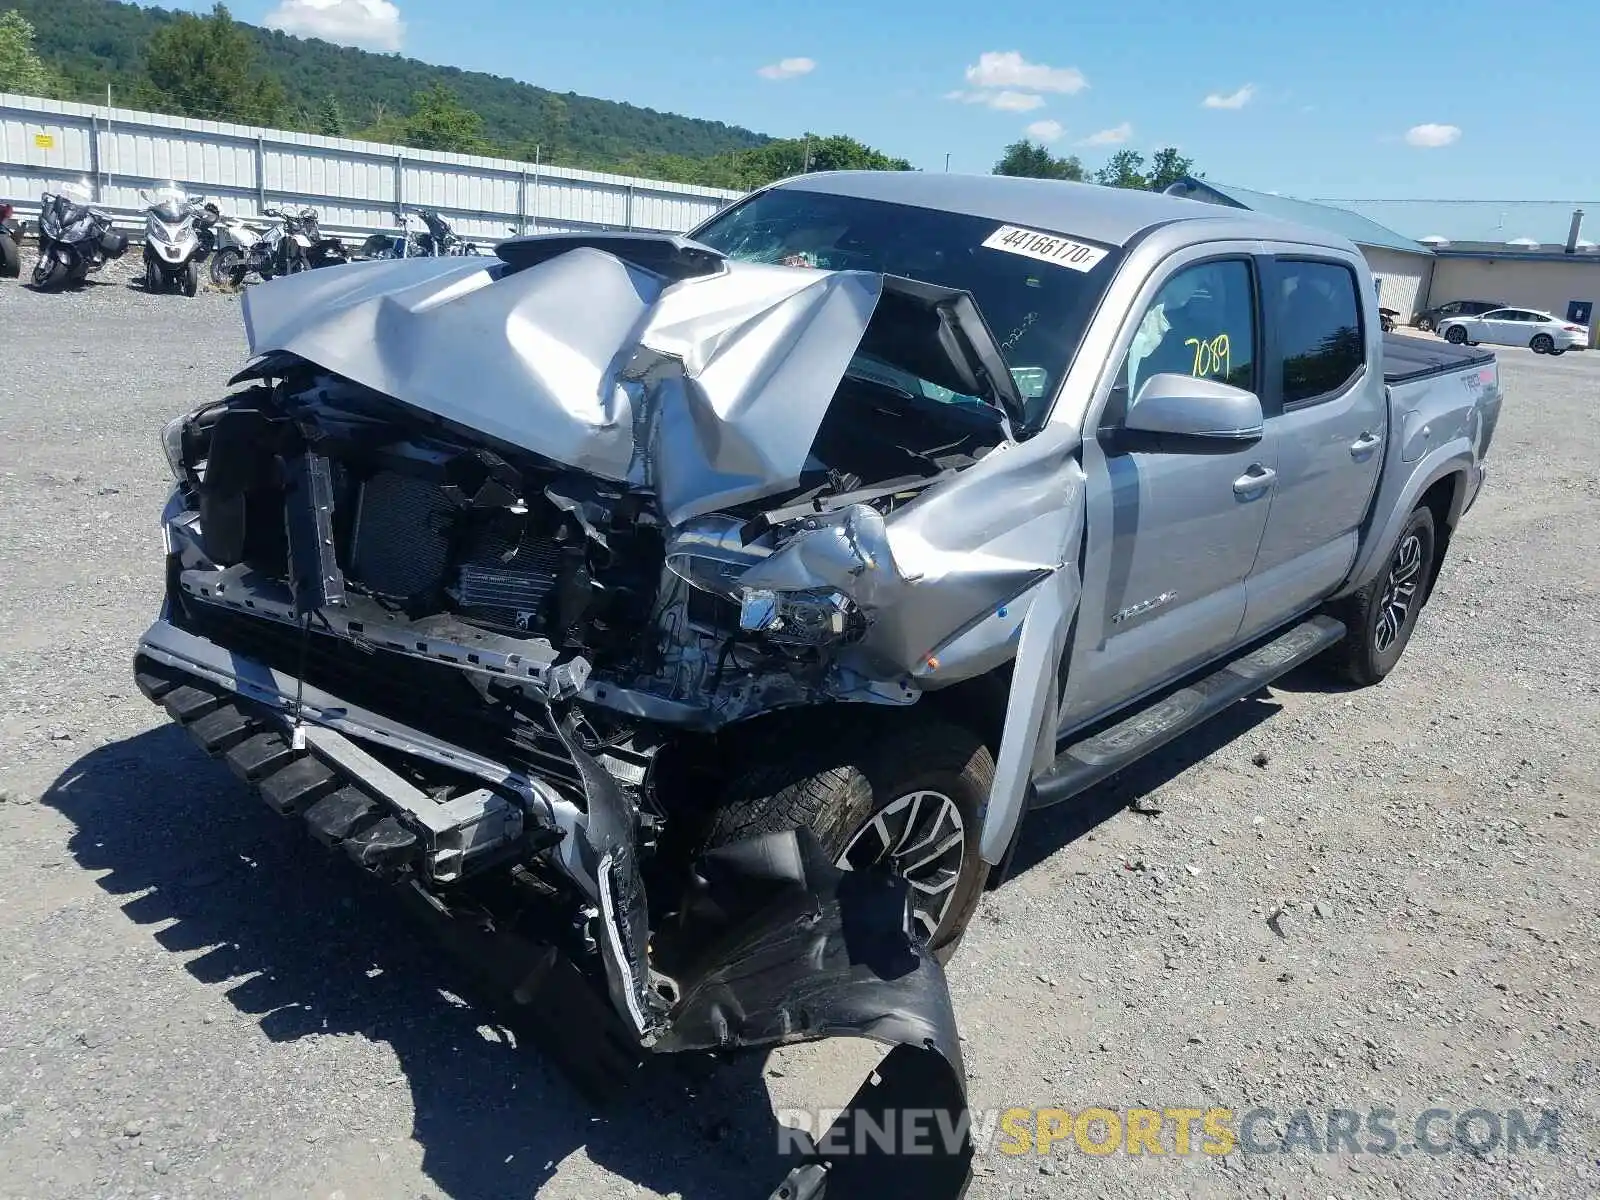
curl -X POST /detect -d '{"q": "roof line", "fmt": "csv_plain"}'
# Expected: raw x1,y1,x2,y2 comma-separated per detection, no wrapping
1165,176,1431,256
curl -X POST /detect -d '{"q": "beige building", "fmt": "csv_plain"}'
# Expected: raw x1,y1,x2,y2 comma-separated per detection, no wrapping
1426,244,1600,348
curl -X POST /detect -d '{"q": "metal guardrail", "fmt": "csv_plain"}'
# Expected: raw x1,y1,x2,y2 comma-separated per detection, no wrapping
2,92,743,244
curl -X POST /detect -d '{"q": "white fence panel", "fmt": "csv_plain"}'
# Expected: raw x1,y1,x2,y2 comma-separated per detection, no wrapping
0,92,743,244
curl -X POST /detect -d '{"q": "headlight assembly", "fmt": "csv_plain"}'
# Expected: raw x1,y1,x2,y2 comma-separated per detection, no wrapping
160,415,187,481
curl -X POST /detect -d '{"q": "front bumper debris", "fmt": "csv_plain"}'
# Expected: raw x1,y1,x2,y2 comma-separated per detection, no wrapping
135,620,972,1199
658,832,973,1198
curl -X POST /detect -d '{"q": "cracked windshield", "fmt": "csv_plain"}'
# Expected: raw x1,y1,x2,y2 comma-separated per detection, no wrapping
691,186,1118,423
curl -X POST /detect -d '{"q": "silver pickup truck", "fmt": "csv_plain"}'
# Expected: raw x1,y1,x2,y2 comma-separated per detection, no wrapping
134,172,1499,1197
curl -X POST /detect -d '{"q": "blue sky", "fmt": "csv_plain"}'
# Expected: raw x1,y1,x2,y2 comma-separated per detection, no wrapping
162,0,1597,241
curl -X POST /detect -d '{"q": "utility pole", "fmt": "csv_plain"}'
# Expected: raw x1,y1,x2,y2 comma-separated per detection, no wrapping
944,152,950,173
802,134,812,173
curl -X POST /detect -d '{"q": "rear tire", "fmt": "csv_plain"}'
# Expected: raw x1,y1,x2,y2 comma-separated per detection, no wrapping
705,711,994,960
1444,325,1467,345
1327,505,1436,687
1417,316,1435,333
0,233,18,279
210,249,241,287
1531,334,1554,354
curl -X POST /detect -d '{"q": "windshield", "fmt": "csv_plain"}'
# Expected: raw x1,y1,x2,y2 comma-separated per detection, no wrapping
690,186,1119,426
141,184,190,224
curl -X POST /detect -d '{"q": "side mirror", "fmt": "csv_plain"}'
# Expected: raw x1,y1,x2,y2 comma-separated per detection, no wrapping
1124,373,1264,443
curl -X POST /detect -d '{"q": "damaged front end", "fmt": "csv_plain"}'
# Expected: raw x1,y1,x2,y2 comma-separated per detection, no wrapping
137,235,1084,1197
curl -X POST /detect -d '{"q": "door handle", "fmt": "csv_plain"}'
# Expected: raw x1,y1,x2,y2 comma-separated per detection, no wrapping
1350,431,1382,457
1232,465,1276,497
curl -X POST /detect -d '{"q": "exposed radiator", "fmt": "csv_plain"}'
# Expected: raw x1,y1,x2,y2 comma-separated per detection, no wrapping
348,471,454,599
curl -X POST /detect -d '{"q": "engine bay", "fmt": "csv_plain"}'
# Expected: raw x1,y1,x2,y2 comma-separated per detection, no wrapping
162,355,1012,786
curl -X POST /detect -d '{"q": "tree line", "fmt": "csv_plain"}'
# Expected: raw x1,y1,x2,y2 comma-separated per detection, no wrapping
993,139,1198,191
0,1,907,187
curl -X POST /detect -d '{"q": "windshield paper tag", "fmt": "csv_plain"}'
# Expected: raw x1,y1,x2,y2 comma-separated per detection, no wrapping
982,225,1108,273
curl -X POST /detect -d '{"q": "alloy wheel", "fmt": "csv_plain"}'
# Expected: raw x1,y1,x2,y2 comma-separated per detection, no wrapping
837,789,966,942
1374,533,1424,654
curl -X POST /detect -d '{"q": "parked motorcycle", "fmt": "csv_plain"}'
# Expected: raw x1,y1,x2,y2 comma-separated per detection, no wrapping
243,205,349,279
257,206,314,278
309,235,350,268
1379,306,1399,333
0,202,22,279
204,207,264,287
140,183,208,297
297,207,349,269
360,209,479,259
33,182,127,291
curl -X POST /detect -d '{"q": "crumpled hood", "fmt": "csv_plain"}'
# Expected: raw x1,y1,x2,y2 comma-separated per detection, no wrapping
240,245,1015,526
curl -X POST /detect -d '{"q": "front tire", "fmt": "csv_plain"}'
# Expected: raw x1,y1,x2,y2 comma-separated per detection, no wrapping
0,233,18,278
1443,325,1467,345
33,256,70,290
181,260,199,297
1531,334,1554,354
705,712,993,958
1327,505,1436,686
1417,316,1435,333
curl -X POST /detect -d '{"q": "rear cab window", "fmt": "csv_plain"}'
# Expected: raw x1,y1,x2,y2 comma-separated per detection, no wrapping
1273,259,1365,406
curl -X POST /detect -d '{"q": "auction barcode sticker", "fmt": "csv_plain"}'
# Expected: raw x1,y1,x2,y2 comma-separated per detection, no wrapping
981,224,1108,273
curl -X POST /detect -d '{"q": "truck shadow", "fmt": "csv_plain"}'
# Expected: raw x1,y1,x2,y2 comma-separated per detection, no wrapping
1009,692,1282,878
43,727,792,1200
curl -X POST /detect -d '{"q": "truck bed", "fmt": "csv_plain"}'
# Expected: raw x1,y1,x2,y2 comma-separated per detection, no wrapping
1381,332,1494,384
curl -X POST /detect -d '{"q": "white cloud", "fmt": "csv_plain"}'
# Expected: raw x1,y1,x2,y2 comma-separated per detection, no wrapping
1405,122,1461,148
756,57,816,81
945,88,1045,111
264,0,405,51
1203,84,1256,110
989,90,1045,112
1025,119,1065,142
964,51,1087,95
1080,122,1132,146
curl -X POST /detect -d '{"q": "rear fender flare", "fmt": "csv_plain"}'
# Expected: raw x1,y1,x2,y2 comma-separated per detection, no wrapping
1336,443,1473,599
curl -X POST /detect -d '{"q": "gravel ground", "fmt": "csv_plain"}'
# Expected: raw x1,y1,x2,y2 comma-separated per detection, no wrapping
0,268,1596,1200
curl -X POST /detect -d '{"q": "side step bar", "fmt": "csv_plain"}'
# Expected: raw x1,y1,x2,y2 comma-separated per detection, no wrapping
1032,614,1346,808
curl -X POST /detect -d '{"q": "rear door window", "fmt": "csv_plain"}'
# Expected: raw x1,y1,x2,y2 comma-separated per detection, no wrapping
1273,260,1365,406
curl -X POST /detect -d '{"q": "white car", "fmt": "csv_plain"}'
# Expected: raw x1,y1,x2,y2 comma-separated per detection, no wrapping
1439,307,1589,354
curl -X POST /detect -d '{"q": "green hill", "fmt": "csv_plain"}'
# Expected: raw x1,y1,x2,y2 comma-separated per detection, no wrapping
7,0,777,174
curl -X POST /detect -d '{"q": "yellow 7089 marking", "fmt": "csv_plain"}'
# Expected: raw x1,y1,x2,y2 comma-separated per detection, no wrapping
1185,333,1231,379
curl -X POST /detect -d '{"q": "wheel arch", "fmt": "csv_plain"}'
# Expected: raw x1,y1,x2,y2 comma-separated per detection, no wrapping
1416,473,1462,605
1340,454,1470,601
